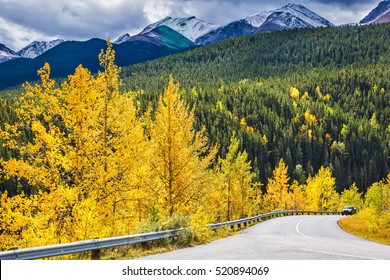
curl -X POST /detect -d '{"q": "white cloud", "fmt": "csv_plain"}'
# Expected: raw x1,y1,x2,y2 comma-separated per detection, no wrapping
0,0,380,50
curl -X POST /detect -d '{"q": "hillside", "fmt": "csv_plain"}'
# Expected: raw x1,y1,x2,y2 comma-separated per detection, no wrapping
0,37,185,90
120,24,390,191
1,24,389,193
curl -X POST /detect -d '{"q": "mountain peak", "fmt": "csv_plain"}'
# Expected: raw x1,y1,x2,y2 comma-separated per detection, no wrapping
285,3,305,9
279,3,334,27
141,16,220,42
17,39,64,58
114,33,131,44
0,43,20,63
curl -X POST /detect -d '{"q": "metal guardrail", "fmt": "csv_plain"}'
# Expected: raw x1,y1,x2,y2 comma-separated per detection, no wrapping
0,228,182,260
209,210,340,230
0,210,340,260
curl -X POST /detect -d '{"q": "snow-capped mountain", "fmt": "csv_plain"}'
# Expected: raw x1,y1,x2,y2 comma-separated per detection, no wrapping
196,3,333,45
280,3,333,27
196,20,257,45
0,43,20,63
114,33,131,44
140,16,220,42
127,25,194,50
17,39,64,59
360,0,390,25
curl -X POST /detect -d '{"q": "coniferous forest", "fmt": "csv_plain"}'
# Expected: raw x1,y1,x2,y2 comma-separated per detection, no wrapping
0,24,389,252
121,24,390,192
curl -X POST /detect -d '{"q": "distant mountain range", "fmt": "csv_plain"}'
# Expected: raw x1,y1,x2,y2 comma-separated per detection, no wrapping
0,2,389,89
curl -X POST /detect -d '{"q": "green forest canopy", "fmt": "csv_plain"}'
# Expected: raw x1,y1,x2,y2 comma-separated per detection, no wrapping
1,23,389,193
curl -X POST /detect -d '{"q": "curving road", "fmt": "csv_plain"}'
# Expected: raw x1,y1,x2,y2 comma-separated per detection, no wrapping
139,215,390,260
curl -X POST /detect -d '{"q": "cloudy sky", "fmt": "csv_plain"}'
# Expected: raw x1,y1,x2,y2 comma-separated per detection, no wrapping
0,0,380,51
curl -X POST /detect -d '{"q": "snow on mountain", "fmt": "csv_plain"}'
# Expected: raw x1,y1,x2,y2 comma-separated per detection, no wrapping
127,25,194,50
114,33,131,44
0,43,20,63
140,16,220,42
245,12,274,27
17,39,64,59
196,20,257,45
279,3,334,27
256,11,312,32
197,3,333,45
360,0,390,25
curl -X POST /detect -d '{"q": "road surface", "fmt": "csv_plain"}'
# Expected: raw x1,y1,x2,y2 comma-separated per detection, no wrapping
139,215,390,260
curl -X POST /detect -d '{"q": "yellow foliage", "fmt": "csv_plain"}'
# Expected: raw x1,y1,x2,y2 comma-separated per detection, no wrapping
304,110,318,126
263,159,290,210
301,91,309,100
0,41,148,249
147,76,217,218
290,87,300,100
288,180,307,210
262,134,268,146
315,86,322,98
305,166,339,211
218,135,259,220
189,206,214,243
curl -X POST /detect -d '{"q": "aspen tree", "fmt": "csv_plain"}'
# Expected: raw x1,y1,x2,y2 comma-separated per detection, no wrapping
218,135,258,220
262,159,290,210
305,166,339,210
147,76,216,217
0,41,148,248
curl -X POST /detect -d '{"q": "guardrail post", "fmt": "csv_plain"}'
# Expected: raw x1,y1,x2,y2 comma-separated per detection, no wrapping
91,249,101,260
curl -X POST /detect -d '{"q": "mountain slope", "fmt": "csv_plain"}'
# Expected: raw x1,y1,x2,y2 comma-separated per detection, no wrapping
280,3,333,27
17,39,65,59
374,9,390,23
0,44,20,63
196,3,333,45
114,33,131,44
128,25,194,50
196,20,257,45
0,38,183,90
360,0,390,25
120,24,390,191
140,16,220,42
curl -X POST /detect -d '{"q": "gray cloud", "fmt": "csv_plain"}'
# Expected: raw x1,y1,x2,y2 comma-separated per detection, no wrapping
313,0,377,6
0,0,382,51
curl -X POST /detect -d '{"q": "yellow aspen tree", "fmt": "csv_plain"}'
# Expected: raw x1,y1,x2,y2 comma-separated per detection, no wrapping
340,183,363,210
0,40,148,248
70,41,148,236
0,191,36,250
218,135,259,220
305,166,339,210
383,173,390,211
263,159,290,211
288,180,307,210
147,76,217,218
0,63,68,194
219,136,240,220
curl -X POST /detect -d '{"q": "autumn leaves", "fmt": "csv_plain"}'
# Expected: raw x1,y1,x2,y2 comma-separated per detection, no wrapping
0,42,259,250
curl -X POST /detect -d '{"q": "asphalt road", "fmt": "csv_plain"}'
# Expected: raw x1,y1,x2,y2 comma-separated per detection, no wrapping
139,215,390,260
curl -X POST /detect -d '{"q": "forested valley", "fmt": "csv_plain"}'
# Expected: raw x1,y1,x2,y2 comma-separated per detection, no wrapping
121,23,390,192
0,24,389,252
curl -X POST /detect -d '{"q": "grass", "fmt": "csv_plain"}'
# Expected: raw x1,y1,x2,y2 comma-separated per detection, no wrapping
338,213,390,246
